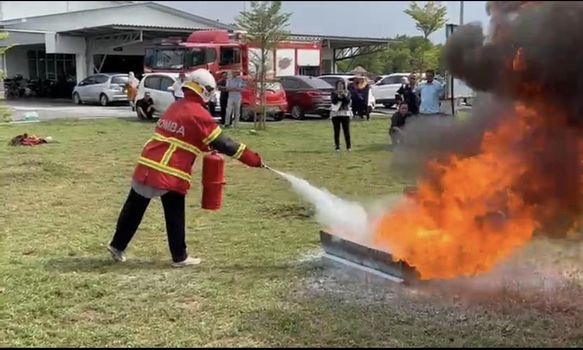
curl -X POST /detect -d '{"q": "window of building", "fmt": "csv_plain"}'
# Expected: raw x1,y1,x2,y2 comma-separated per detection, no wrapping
27,49,76,81
298,66,320,77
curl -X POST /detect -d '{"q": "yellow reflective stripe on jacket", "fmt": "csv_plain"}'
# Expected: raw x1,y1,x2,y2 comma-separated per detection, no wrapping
151,133,201,155
233,144,246,159
160,144,177,166
137,157,192,182
203,127,222,145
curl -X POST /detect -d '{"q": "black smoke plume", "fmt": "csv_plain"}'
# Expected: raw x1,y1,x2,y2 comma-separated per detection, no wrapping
391,1,583,238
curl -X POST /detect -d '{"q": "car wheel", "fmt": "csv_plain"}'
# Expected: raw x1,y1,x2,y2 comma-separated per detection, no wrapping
240,106,255,122
73,93,82,105
100,94,109,106
272,112,285,121
290,105,304,120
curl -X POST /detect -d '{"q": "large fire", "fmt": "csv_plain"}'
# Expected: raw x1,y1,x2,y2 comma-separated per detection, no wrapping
371,1,583,281
373,104,547,280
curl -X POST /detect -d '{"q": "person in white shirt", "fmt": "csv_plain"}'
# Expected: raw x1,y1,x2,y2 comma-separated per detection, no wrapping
172,72,186,101
225,71,245,128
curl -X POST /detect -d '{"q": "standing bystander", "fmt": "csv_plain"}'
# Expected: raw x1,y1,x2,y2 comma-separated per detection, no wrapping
415,69,444,116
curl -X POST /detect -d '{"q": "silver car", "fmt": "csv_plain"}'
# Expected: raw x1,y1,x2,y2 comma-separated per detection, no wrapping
72,73,129,106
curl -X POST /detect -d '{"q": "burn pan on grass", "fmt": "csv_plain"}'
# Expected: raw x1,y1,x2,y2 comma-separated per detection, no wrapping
319,230,420,284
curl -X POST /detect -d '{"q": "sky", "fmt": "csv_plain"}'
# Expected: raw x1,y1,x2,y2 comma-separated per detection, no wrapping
158,1,490,44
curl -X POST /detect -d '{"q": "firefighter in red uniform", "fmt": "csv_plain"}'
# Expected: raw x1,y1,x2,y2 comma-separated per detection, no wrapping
108,69,263,267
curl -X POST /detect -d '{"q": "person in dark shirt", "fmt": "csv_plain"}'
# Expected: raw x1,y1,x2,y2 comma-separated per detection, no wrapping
349,75,371,120
136,92,155,120
390,102,412,146
217,72,229,126
397,74,419,115
330,80,353,152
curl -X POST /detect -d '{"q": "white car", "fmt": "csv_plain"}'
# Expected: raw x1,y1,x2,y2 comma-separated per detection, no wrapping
370,73,412,109
73,73,129,106
135,72,178,118
135,72,220,119
317,74,376,114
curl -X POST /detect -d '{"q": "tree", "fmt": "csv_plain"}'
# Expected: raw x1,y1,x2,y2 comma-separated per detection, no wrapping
404,1,448,40
335,35,443,76
236,1,291,130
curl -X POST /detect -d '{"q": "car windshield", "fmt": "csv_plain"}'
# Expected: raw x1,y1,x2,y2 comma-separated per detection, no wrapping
145,47,215,71
384,75,407,84
319,77,342,85
111,75,129,85
145,48,185,70
259,82,282,91
300,77,332,89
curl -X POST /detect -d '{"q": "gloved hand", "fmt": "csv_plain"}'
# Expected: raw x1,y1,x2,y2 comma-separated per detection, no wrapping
238,147,263,168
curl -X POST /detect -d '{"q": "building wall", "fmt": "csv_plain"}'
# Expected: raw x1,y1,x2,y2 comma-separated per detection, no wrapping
5,45,32,78
0,1,125,21
321,47,336,74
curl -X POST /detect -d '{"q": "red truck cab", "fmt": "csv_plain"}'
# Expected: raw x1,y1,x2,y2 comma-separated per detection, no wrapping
144,30,322,121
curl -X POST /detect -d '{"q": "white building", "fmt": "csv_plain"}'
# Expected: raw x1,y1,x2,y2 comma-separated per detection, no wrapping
0,1,390,85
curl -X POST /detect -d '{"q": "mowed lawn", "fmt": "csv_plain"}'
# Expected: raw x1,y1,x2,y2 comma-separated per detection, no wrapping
1,116,582,347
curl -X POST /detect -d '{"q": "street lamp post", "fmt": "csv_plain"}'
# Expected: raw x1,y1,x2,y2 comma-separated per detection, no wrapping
460,1,464,25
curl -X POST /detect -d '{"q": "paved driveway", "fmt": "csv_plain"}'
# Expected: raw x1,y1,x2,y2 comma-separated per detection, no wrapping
4,99,470,123
6,99,134,121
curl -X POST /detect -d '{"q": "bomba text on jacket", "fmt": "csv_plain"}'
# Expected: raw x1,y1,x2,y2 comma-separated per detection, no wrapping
157,119,186,137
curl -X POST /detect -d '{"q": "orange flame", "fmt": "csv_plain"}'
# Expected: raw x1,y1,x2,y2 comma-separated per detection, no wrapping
373,104,549,280
512,47,526,72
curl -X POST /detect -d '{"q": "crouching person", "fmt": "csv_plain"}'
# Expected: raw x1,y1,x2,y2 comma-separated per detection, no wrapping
389,102,412,148
108,69,264,267
136,92,155,120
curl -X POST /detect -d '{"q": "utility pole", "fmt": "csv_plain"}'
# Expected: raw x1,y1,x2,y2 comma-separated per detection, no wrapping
460,1,464,25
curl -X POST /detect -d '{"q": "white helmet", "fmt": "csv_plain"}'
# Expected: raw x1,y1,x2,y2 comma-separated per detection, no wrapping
182,69,216,103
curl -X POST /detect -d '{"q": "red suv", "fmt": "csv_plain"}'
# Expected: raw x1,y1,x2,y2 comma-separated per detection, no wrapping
279,76,333,119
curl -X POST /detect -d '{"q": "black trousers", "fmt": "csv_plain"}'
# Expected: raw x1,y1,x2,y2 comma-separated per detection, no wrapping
110,188,187,262
219,92,229,125
332,116,351,149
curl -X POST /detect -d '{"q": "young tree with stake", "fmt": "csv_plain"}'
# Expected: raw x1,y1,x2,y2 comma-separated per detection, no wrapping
236,1,291,130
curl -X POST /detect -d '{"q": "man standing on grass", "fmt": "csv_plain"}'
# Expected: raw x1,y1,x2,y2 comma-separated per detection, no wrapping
416,69,444,116
108,69,265,268
225,70,245,128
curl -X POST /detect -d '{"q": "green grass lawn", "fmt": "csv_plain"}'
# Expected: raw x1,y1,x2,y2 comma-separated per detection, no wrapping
1,116,582,347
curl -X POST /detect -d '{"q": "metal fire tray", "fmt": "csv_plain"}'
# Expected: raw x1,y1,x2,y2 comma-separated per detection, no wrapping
320,230,419,284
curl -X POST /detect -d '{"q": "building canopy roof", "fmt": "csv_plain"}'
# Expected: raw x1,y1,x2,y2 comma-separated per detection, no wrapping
0,1,394,59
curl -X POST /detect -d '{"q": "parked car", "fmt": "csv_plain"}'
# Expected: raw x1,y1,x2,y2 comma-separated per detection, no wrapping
317,74,376,114
279,75,333,119
370,73,410,109
135,72,178,118
239,79,288,122
72,73,129,106
135,73,283,122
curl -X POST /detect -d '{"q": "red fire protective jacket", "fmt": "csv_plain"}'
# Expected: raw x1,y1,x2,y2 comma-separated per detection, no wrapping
133,90,262,195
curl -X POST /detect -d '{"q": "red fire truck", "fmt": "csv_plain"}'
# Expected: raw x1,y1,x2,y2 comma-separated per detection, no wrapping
144,30,323,121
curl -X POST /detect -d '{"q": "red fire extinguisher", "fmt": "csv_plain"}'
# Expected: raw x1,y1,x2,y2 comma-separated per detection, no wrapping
201,151,226,211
